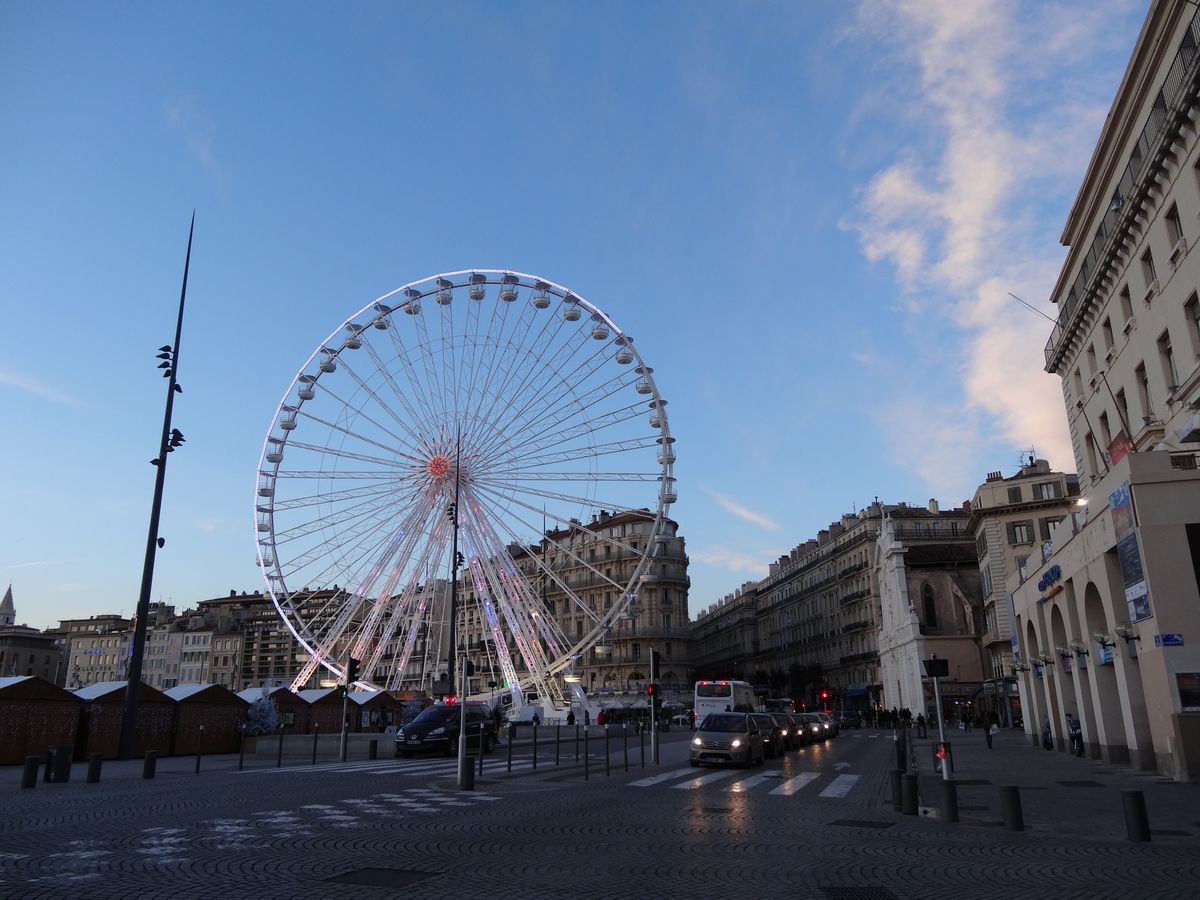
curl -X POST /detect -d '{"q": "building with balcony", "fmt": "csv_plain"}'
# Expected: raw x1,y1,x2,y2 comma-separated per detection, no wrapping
690,582,761,681
968,459,1080,725
1015,0,1200,780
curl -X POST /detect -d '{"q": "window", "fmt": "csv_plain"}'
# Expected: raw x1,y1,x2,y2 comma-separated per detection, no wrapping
1072,368,1084,402
1158,331,1180,389
1099,411,1112,448
1102,317,1114,351
1141,247,1157,287
1086,344,1098,377
976,532,988,558
1033,481,1062,500
1116,389,1130,434
1186,293,1200,356
1007,486,1023,504
1008,521,1034,545
1039,518,1054,541
1136,362,1153,420
1085,432,1100,476
1119,285,1133,322
1166,202,1184,248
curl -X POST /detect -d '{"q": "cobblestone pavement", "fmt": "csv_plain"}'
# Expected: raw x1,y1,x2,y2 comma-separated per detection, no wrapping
2,728,1198,899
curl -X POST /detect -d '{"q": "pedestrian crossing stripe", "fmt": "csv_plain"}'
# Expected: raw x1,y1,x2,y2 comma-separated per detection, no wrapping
242,757,543,777
629,769,859,798
770,772,819,795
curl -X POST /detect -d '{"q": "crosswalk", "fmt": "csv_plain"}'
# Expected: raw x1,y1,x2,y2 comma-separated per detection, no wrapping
629,767,861,798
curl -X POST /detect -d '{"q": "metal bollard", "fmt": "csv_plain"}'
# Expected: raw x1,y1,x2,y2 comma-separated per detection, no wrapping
143,750,158,780
605,725,610,776
43,749,53,783
532,723,538,770
575,724,580,762
458,755,475,791
891,769,903,811
584,726,590,780
22,755,40,789
894,732,906,771
478,741,484,777
942,779,959,823
195,725,205,775
276,729,285,768
51,745,72,783
368,739,377,760
641,727,646,768
312,727,320,765
87,753,103,784
555,725,561,766
901,773,918,815
507,725,513,773
623,724,629,772
1122,789,1151,842
1000,785,1024,831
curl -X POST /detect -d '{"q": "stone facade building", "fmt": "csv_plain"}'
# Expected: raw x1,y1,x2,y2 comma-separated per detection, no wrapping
1015,0,1200,780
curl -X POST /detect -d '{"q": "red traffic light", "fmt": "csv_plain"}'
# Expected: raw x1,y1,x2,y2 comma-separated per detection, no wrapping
819,690,829,699
646,684,656,696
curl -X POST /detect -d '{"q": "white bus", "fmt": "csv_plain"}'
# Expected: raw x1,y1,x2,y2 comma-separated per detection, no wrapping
694,680,758,721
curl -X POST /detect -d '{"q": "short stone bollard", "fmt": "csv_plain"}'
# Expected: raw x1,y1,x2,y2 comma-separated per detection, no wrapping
942,779,959,823
891,769,903,811
50,745,72,783
368,739,378,761
1000,785,1024,831
143,750,158,780
1122,789,1151,843
87,753,103,784
458,755,475,791
22,755,40,789
901,773,918,815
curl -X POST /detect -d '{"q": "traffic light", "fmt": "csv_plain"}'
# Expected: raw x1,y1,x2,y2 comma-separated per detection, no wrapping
650,648,662,676
819,689,829,700
340,684,349,699
647,683,661,708
347,656,360,684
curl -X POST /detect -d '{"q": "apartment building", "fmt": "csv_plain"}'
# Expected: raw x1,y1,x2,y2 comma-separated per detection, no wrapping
1016,0,1200,779
968,459,1080,725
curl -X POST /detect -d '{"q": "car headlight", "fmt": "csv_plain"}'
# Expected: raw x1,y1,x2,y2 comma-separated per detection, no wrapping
428,727,446,736
730,738,742,749
692,736,701,746
781,728,789,736
811,725,820,733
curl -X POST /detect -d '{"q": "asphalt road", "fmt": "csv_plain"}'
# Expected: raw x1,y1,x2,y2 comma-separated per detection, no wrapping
2,728,1198,899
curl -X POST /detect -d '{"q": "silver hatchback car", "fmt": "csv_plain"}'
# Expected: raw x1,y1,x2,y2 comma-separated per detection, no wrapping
690,712,765,767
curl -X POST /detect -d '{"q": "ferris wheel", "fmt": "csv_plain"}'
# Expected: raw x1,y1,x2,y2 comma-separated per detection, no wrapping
254,270,675,707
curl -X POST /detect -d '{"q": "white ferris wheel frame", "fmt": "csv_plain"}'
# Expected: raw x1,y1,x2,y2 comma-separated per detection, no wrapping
253,269,676,705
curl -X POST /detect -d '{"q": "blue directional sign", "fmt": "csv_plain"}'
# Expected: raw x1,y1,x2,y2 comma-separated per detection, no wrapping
1154,633,1184,648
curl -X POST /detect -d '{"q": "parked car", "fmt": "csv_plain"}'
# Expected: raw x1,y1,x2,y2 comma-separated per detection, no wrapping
836,711,861,729
396,702,496,758
815,711,839,737
690,712,764,767
800,712,832,742
772,713,802,751
750,712,784,759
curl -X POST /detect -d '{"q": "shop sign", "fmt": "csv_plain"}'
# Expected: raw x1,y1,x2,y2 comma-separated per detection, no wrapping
1154,633,1184,648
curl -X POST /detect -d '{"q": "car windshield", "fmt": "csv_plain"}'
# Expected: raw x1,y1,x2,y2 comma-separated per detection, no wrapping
413,706,457,723
699,714,747,732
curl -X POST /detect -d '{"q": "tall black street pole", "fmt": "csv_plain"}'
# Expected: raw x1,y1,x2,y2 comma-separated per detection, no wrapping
118,213,194,760
447,430,461,698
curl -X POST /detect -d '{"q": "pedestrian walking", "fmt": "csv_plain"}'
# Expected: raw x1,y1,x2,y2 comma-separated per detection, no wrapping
584,709,591,726
985,720,997,749
566,709,576,726
916,713,926,739
1042,715,1054,750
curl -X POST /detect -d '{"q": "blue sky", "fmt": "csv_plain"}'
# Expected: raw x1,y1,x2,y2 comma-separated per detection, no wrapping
1,1,1146,631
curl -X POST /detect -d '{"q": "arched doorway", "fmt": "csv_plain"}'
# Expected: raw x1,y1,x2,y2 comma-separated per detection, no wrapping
1083,582,1127,763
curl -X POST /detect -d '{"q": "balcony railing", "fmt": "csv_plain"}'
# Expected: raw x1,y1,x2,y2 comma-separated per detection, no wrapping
1045,7,1200,372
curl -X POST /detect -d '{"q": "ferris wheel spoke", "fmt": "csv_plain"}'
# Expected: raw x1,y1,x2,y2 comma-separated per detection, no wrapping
463,484,623,618
268,480,408,512
499,435,662,470
282,439,399,469
296,406,422,466
476,326,613,461
302,368,431,462
375,320,443,429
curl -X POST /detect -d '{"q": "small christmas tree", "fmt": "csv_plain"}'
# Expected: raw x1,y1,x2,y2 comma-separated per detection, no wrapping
245,695,280,736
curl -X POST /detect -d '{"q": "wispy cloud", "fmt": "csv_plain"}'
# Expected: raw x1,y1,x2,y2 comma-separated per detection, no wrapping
166,95,221,182
690,546,774,575
842,0,1136,480
702,487,781,531
0,368,78,406
5,560,69,570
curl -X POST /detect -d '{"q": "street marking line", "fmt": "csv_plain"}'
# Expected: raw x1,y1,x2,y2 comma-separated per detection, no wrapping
726,772,779,793
818,774,859,798
630,767,696,787
672,770,737,790
770,772,819,796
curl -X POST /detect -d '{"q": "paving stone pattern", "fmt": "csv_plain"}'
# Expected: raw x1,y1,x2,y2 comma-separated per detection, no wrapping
1,729,1198,899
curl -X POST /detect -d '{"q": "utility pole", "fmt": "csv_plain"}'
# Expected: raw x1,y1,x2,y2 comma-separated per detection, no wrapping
118,213,194,760
446,431,461,699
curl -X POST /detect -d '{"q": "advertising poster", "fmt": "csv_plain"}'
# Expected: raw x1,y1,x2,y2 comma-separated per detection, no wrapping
1110,482,1152,622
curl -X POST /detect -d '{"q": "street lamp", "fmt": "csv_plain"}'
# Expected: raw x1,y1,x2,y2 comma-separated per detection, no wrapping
118,213,194,760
